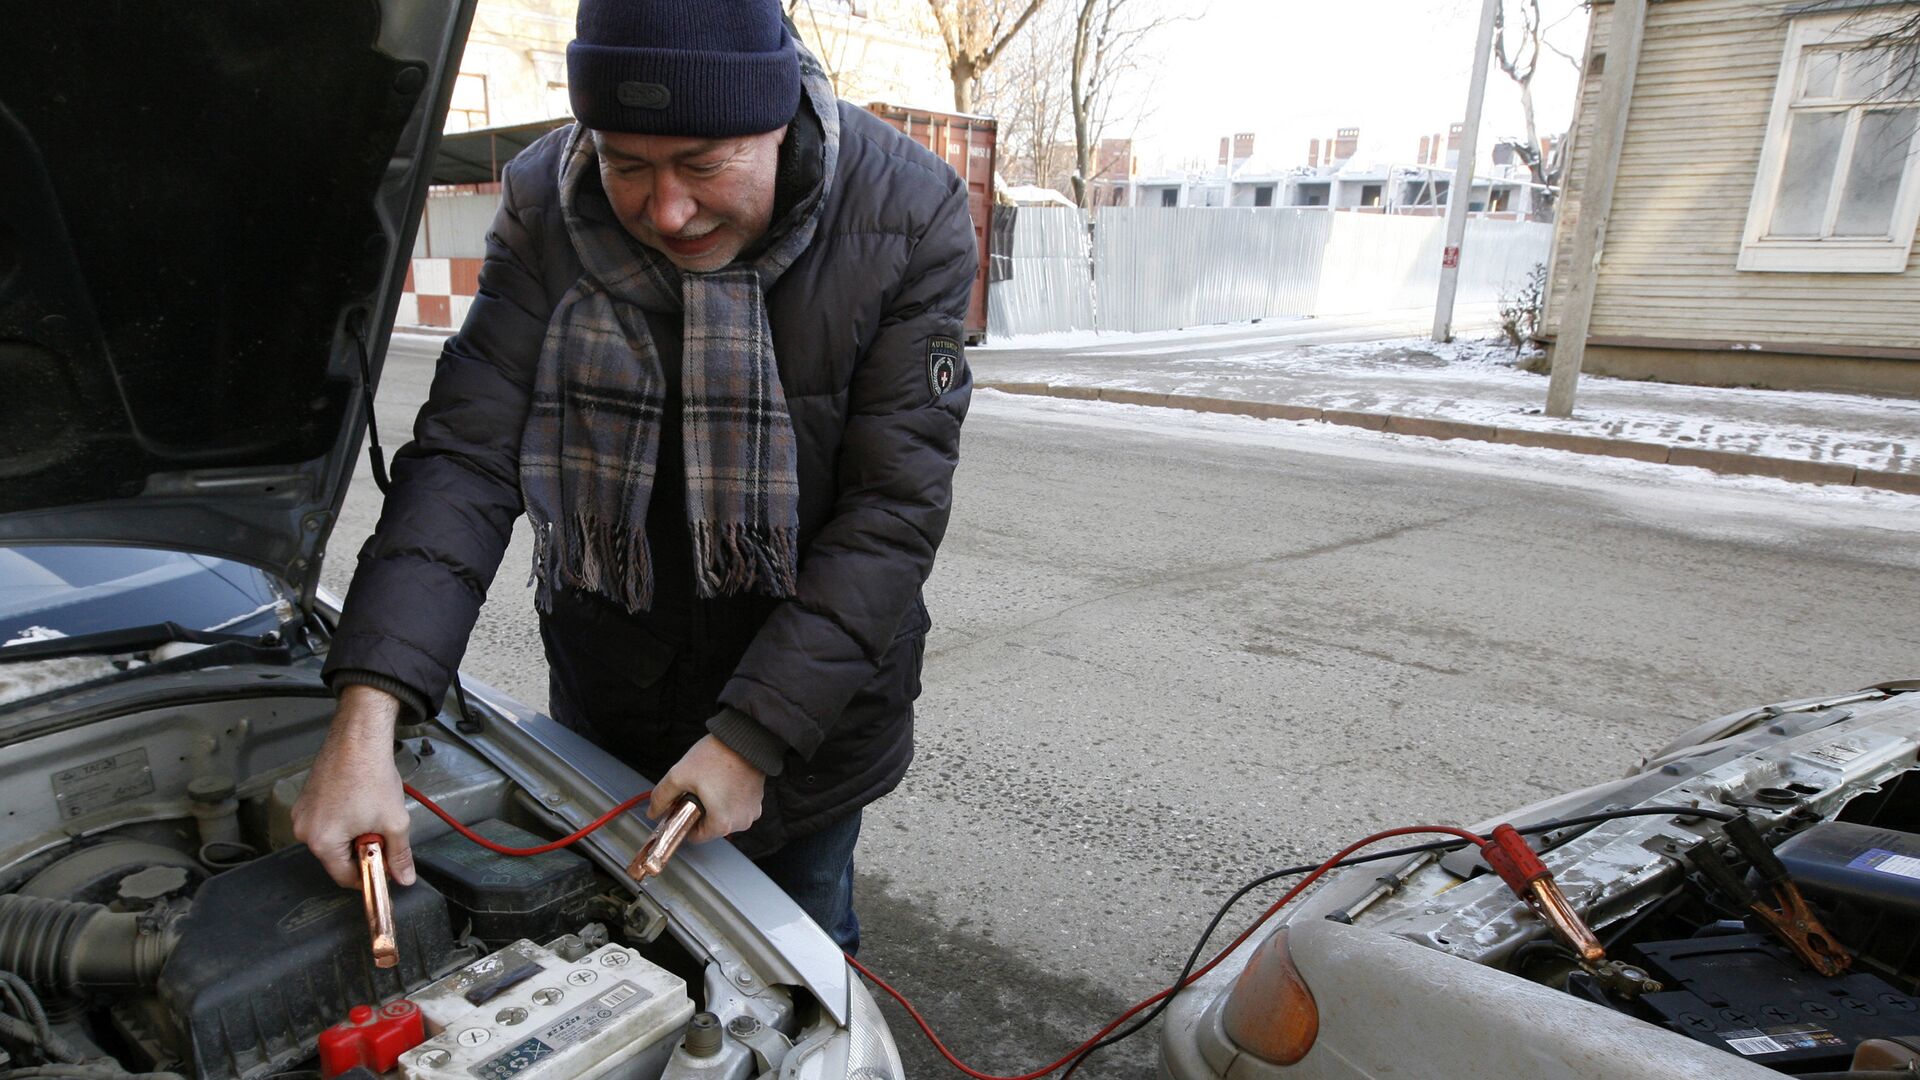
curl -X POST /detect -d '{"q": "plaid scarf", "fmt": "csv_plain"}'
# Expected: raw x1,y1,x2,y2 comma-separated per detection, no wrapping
521,59,840,614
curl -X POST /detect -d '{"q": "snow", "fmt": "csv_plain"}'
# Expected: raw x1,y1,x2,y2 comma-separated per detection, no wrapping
975,328,1920,478
0,655,122,707
973,318,1309,352
972,389,1920,542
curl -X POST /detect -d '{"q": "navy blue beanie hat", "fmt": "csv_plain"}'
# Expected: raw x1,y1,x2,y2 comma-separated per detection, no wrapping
567,0,802,137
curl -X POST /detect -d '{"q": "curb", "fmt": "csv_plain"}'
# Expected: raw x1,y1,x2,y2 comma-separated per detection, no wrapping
980,382,1918,496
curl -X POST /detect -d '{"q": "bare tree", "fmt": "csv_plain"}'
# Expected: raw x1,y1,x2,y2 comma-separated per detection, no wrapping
1491,0,1573,216
976,4,1075,190
1066,0,1184,206
925,0,1053,112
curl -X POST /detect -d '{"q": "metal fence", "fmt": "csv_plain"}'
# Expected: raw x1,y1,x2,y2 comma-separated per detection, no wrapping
408,193,1553,338
1093,207,1337,332
986,207,1096,337
988,207,1554,337
413,193,498,259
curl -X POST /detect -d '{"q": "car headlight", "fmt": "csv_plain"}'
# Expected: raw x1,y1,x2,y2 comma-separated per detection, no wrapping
844,975,906,1080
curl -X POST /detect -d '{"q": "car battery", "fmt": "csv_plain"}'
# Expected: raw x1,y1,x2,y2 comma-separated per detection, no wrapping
1768,820,1920,918
398,938,693,1080
1624,933,1920,1071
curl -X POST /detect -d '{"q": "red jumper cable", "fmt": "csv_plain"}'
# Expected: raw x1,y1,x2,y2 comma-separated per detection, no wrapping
398,781,1622,1080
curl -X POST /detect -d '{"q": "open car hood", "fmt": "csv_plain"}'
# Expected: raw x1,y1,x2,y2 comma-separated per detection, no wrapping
0,1,476,607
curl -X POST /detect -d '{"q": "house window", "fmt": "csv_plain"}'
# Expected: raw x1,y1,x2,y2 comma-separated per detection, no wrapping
1361,184,1382,207
1254,185,1274,207
1161,188,1178,207
1739,13,1920,272
448,72,490,132
1488,187,1512,212
533,51,571,120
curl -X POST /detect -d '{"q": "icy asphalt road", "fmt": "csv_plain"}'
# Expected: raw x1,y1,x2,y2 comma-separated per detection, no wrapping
331,333,1920,1078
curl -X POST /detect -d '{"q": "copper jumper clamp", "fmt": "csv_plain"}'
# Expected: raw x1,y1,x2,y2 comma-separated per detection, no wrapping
1688,815,1851,976
1483,823,1606,965
355,833,399,969
627,793,705,886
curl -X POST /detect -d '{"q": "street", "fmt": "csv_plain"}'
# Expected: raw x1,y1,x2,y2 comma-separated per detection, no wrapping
330,333,1920,1078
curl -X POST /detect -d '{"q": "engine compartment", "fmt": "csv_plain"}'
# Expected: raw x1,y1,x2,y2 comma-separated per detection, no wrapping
1548,771,1920,1075
0,689,812,1080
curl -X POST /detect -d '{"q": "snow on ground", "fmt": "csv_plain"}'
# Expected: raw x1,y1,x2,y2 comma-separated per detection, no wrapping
974,389,1920,538
976,329,1920,477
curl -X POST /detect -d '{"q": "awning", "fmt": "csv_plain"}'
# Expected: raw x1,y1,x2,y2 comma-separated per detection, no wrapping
431,117,572,184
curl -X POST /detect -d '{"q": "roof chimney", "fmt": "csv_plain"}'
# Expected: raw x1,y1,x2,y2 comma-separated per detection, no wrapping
1308,138,1321,168
1218,136,1230,166
1417,135,1431,166
1333,127,1358,163
1232,132,1255,164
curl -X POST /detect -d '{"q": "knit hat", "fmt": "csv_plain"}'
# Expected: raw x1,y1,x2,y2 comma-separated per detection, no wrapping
566,0,802,137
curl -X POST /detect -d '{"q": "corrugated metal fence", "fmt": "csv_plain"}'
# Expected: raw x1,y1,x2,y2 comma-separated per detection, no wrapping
986,206,1096,337
990,207,1553,336
412,193,497,259
404,192,1553,337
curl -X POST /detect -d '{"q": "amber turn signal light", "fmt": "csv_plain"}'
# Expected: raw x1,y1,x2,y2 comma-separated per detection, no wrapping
1221,928,1320,1066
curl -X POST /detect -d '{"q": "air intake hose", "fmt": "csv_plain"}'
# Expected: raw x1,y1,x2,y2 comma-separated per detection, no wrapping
0,894,177,993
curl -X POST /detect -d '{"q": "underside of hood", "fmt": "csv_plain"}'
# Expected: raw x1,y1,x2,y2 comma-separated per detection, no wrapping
0,0,476,606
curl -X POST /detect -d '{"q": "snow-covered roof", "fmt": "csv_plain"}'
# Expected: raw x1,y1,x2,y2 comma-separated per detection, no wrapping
1004,184,1076,207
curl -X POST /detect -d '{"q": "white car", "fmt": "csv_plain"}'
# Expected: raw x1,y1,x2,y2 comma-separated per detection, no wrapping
1159,683,1920,1079
0,5,904,1079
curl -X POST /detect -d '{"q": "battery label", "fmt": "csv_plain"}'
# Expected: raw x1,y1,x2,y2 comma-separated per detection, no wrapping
1847,848,1920,881
470,1038,552,1080
463,979,650,1080
537,979,649,1049
1718,1023,1845,1056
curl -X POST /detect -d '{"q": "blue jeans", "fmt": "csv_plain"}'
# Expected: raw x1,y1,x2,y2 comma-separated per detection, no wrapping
752,811,862,956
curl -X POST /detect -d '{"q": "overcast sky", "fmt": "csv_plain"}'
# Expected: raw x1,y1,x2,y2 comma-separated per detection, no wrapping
1113,0,1590,172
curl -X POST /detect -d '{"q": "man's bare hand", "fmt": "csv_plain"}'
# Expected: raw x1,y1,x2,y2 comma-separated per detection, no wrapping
649,735,767,844
292,684,416,888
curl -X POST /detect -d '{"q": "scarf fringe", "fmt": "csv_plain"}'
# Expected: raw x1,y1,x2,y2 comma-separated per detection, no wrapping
690,520,799,600
528,511,656,613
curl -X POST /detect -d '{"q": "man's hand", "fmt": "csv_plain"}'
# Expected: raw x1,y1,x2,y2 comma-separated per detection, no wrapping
292,684,416,888
649,735,767,845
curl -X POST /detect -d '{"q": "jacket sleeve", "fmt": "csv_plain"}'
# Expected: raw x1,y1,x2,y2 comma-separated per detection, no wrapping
715,169,975,758
323,155,555,715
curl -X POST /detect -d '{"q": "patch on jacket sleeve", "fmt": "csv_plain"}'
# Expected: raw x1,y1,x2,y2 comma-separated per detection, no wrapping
927,335,961,399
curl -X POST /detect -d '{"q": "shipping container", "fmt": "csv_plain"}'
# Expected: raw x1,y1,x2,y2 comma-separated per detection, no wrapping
866,102,996,343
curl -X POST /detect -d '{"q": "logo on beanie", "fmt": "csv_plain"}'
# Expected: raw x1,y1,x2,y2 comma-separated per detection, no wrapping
617,81,672,110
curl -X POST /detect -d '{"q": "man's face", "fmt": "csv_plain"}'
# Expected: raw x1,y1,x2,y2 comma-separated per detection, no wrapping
594,126,787,273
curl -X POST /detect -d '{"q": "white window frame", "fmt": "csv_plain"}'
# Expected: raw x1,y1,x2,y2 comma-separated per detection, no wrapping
1739,10,1920,272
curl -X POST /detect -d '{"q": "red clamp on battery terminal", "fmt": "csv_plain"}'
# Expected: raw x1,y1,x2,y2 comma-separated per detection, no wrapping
1483,823,1605,965
317,1000,426,1077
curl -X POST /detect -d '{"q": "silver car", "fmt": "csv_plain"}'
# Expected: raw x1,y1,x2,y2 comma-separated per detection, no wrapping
0,5,904,1079
1160,684,1920,1079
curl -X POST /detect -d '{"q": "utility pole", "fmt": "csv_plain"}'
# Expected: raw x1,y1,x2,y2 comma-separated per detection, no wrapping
1432,0,1501,343
1545,0,1647,418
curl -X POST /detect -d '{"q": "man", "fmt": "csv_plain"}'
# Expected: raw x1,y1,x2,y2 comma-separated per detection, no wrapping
292,0,974,955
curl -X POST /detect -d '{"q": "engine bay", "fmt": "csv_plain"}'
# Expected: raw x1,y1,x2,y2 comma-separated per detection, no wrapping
0,689,817,1080
1551,772,1920,1075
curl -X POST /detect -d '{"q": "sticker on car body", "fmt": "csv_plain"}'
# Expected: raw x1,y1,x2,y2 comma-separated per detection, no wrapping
1793,740,1865,769
50,748,155,820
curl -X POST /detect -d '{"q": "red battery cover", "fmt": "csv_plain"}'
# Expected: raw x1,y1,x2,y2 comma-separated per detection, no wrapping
317,1000,425,1077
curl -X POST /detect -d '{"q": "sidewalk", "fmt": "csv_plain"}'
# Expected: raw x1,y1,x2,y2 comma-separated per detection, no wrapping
970,311,1920,495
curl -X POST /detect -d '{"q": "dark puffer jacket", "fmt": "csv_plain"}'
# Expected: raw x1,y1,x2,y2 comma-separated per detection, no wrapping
323,101,974,857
